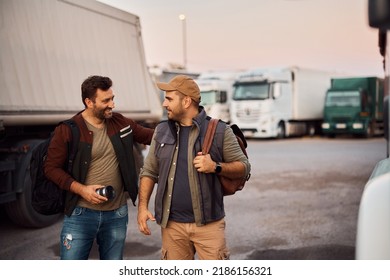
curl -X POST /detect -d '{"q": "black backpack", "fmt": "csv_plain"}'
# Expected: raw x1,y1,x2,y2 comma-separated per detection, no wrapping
30,119,79,215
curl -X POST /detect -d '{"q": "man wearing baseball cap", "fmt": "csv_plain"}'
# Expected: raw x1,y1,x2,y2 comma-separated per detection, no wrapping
156,75,201,103
137,75,251,260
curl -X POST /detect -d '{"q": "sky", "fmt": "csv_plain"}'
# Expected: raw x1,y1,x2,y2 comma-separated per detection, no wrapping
97,0,384,77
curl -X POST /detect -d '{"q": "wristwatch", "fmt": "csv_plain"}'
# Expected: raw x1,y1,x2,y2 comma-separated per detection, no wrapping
215,162,222,174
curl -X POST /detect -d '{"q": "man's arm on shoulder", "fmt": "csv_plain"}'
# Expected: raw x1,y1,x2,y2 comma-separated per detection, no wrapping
130,118,155,145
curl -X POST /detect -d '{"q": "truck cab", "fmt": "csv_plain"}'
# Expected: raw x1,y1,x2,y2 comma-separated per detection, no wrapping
231,76,292,138
322,77,384,137
196,71,240,123
198,79,231,123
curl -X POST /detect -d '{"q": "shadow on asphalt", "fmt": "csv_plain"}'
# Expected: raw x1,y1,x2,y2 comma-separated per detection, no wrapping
49,241,160,260
50,244,354,260
246,244,355,260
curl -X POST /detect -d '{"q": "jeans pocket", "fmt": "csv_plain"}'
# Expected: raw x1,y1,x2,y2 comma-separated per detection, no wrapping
115,204,128,218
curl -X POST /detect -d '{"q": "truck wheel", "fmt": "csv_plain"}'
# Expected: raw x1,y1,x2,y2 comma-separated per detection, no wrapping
4,139,61,228
276,122,286,139
4,162,62,228
307,124,316,136
364,124,373,138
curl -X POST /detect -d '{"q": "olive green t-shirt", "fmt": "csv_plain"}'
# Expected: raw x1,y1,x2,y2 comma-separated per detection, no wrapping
77,121,127,211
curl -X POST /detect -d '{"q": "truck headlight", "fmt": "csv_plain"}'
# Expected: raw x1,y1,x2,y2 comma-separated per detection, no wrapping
352,123,363,129
322,123,330,129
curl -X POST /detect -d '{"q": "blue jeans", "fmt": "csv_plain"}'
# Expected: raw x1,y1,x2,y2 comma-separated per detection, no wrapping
60,205,128,260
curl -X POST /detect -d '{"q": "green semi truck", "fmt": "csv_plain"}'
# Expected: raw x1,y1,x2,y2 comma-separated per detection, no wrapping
321,76,385,137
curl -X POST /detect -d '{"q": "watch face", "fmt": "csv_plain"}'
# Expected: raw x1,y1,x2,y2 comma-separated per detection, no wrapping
215,163,222,173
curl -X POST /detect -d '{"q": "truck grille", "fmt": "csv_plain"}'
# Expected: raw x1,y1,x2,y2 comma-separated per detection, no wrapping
332,117,351,122
236,108,260,122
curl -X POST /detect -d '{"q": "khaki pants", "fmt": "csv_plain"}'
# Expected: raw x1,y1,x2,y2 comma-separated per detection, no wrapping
161,218,230,260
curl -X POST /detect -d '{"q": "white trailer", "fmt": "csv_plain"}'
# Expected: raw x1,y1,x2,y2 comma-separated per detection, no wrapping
230,66,335,138
0,0,162,227
196,71,241,123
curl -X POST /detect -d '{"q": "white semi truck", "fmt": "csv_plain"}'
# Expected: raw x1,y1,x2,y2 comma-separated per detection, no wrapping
230,66,336,138
0,0,163,227
196,71,241,123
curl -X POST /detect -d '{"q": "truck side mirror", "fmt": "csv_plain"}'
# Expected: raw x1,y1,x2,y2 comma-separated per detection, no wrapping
272,83,281,99
218,91,227,103
369,0,390,29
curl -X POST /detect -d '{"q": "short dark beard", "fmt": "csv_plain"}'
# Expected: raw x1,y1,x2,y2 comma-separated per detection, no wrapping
93,107,111,120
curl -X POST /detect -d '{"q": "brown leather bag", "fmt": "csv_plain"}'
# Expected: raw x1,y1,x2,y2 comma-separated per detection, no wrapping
202,118,250,196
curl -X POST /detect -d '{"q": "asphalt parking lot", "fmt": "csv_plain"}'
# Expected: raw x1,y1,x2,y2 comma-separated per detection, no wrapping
0,136,387,260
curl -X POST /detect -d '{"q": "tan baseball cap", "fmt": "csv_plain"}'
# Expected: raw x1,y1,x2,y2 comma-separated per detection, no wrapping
157,75,201,103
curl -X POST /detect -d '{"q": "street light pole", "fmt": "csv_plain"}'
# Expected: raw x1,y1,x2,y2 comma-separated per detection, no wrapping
179,14,187,69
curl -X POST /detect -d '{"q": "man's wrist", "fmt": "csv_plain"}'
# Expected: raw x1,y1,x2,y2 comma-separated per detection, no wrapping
214,162,222,174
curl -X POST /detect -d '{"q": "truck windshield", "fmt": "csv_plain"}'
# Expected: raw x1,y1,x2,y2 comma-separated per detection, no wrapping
325,91,360,107
200,90,217,105
233,83,269,100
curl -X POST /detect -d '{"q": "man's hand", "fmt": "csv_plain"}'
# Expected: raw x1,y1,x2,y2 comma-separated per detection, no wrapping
137,207,156,235
70,182,108,204
193,152,216,173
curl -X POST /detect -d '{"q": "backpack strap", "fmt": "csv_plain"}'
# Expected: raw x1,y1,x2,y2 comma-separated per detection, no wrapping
202,118,219,155
61,119,80,173
230,124,247,149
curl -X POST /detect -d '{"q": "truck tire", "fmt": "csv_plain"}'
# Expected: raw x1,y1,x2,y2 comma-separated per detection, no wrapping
4,139,61,228
4,167,62,228
307,123,316,137
363,123,373,138
276,122,286,139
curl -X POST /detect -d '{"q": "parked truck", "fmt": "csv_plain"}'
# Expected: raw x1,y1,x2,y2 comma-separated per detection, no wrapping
230,66,336,138
0,0,163,228
196,71,241,123
321,77,384,137
355,0,390,260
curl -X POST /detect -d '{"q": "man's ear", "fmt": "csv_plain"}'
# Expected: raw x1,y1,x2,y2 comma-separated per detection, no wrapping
183,96,193,108
85,98,94,108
